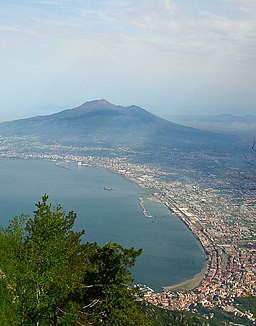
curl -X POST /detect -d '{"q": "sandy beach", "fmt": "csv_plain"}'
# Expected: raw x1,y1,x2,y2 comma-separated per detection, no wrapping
163,265,207,292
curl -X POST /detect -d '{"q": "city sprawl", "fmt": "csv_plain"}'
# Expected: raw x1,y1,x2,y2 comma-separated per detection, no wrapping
0,136,255,322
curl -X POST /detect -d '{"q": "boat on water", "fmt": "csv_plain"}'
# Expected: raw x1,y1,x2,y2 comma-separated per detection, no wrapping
104,186,114,191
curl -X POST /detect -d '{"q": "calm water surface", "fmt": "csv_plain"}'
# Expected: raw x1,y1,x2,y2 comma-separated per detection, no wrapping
0,159,205,290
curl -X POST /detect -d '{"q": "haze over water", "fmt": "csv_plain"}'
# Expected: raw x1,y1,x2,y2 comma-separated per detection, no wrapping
0,159,205,290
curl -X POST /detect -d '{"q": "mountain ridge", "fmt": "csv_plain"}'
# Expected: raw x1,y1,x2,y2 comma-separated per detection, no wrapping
0,99,231,147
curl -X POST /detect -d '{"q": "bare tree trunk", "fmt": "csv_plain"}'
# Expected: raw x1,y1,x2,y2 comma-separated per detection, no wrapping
53,308,58,326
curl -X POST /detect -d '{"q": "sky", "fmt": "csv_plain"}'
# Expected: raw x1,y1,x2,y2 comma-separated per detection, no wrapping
0,0,256,121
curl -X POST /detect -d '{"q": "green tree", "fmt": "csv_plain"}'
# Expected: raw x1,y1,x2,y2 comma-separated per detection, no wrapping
0,214,29,325
0,195,144,325
0,195,86,325
81,242,144,325
25,194,86,325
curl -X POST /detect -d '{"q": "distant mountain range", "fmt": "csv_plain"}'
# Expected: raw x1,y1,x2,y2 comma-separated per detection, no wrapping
164,114,256,135
0,99,233,148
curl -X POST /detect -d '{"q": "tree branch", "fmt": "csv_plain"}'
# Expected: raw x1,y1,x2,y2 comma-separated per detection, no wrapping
83,299,100,309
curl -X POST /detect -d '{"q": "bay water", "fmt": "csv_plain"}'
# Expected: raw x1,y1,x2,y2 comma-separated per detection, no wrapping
0,159,205,291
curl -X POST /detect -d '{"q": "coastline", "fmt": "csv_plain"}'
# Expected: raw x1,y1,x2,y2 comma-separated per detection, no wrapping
1,153,255,314
114,172,209,292
2,156,209,293
95,166,209,292
163,265,207,292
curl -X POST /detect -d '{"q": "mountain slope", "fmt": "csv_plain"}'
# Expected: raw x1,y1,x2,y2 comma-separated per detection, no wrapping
0,99,229,147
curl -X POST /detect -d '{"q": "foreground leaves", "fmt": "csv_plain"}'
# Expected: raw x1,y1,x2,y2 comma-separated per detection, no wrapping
0,195,143,325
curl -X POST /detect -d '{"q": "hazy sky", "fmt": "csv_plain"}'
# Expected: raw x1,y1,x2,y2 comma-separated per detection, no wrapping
0,0,256,121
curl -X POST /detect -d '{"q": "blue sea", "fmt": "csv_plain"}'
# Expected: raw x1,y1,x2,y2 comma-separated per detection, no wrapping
0,159,205,291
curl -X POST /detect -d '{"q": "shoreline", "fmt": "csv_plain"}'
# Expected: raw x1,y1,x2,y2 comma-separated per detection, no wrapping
134,187,209,292
90,165,209,292
163,265,207,292
77,162,210,292
1,156,209,293
1,154,255,313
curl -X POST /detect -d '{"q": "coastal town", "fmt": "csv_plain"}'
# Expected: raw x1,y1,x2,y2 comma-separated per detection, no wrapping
94,156,255,322
0,136,255,323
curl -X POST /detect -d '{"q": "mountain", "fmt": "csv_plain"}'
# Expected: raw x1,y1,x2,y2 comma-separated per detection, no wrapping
0,99,231,148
